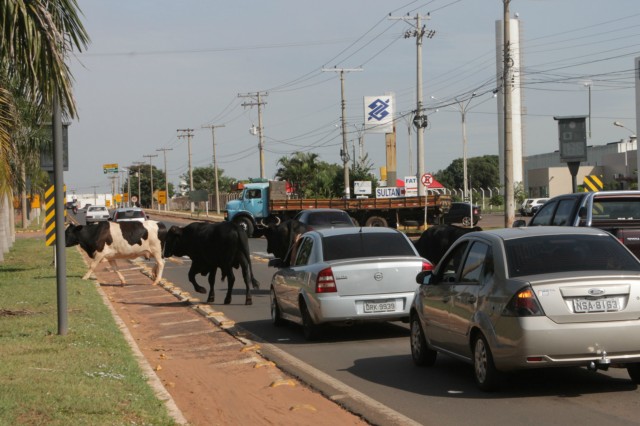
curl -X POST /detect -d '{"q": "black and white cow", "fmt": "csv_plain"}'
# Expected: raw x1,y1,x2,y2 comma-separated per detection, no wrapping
65,221,167,285
164,221,260,305
413,224,482,265
262,219,308,265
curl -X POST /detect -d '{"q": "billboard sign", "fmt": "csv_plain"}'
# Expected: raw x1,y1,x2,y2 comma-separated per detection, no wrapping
364,95,394,133
354,181,372,195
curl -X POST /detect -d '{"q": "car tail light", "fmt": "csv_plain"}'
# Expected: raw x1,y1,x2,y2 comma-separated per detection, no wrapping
316,267,337,293
422,261,434,272
502,286,544,317
473,208,479,215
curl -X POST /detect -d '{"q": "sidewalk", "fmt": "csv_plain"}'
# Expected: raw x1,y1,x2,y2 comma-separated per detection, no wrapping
86,252,368,425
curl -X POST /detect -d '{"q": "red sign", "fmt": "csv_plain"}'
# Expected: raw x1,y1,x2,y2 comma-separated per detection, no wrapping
421,173,433,187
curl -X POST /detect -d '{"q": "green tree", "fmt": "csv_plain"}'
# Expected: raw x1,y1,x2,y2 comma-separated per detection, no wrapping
181,166,236,194
435,155,499,191
275,152,321,198
125,164,169,208
0,0,89,197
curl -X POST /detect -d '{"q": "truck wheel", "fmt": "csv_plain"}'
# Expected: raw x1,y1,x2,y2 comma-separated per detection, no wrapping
365,216,388,227
234,217,254,237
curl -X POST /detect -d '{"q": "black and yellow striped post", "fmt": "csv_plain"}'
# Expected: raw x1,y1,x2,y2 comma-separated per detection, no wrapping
44,184,66,246
583,175,604,192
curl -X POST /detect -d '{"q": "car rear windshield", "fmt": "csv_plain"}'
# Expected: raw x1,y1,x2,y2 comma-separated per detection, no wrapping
307,212,352,227
117,210,145,219
321,232,416,261
588,197,640,223
505,234,640,278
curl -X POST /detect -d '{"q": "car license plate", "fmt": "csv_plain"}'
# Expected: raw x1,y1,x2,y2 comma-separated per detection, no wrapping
363,300,396,313
573,298,619,313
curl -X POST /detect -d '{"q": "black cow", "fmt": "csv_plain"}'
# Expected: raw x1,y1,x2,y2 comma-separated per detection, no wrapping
413,224,482,265
65,221,167,285
164,221,260,305
262,219,308,265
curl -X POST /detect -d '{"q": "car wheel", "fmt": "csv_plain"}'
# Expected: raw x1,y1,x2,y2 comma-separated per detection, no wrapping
473,334,502,392
270,288,284,327
462,216,472,227
410,315,437,366
234,217,254,237
300,301,319,341
365,216,388,227
627,363,640,383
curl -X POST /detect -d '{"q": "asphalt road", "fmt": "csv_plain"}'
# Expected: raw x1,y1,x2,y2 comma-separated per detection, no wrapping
151,214,640,426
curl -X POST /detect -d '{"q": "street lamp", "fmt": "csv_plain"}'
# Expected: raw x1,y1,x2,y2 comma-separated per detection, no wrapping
613,120,636,136
430,93,478,201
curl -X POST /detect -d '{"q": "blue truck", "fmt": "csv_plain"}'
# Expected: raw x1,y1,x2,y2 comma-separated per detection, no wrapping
225,181,451,237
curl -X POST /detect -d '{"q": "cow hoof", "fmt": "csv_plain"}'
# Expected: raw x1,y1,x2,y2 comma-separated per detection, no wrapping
195,287,207,294
224,297,232,305
245,299,253,306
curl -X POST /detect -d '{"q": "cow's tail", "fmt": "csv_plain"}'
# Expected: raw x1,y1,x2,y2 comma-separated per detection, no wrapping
238,228,260,289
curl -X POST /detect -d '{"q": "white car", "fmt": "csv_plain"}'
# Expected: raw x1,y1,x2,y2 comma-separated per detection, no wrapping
85,205,110,223
269,227,433,340
112,207,147,223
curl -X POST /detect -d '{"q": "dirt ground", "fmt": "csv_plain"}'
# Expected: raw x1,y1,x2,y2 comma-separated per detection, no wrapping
17,230,368,426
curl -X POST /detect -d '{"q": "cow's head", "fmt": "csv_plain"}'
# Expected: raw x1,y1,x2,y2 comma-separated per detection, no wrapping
164,225,184,258
64,224,82,247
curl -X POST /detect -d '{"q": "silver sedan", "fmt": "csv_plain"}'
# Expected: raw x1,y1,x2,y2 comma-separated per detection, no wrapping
410,226,640,391
269,227,432,340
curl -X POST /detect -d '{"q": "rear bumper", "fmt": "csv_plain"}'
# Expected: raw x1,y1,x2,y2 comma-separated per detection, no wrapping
309,291,415,324
492,316,640,370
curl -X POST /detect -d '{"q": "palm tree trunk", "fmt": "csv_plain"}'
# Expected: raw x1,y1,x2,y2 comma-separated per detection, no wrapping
21,164,28,228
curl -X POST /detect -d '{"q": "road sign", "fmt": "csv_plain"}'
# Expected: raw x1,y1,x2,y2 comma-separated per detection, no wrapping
131,195,138,203
103,163,119,174
421,173,433,187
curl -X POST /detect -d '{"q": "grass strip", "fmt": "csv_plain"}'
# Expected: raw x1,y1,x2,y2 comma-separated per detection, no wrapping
0,235,177,426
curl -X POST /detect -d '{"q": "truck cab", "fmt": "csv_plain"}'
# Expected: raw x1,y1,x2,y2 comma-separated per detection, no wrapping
225,182,270,237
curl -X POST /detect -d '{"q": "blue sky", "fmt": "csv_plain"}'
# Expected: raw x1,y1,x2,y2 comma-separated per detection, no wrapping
67,0,640,194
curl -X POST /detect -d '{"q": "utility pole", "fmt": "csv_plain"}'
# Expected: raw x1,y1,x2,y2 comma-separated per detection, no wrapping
503,0,514,227
322,67,363,199
239,92,268,179
143,154,158,210
390,13,435,197
177,129,195,212
156,148,173,211
133,161,145,207
202,124,225,214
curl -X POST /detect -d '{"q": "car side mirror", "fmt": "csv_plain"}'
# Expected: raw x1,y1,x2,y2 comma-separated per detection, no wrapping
512,219,527,228
415,270,433,285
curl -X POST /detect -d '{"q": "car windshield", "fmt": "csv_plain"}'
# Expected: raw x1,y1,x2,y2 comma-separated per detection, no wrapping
505,234,640,278
322,232,415,261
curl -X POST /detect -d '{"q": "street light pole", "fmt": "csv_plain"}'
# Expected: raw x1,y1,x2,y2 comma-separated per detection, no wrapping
143,154,158,210
613,121,638,188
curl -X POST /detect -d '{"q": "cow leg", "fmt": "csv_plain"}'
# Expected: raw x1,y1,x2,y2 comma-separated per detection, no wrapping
223,267,235,305
206,268,217,304
108,259,127,285
188,264,207,294
82,253,106,281
151,258,165,286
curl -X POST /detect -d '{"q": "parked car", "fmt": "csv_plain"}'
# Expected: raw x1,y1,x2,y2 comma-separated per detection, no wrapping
112,207,147,223
293,208,356,229
524,198,548,216
269,227,433,340
442,202,481,226
519,198,533,216
84,205,110,223
410,226,640,391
